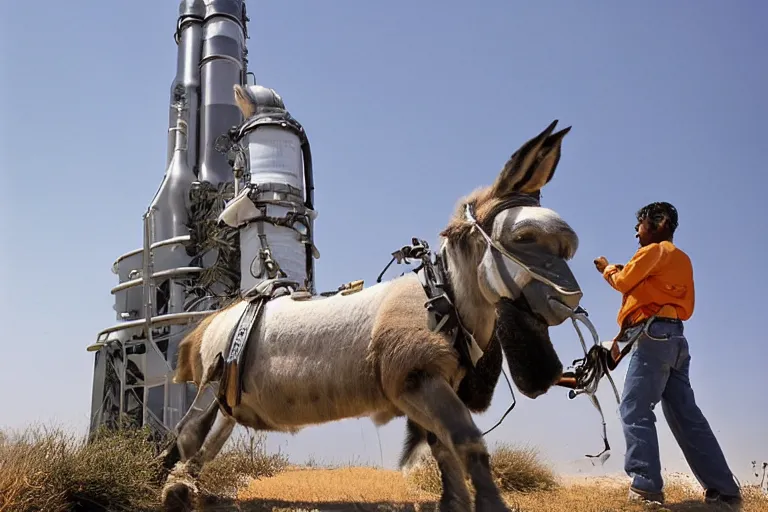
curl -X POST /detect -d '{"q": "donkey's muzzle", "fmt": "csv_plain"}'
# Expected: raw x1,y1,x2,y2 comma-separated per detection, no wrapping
520,279,582,326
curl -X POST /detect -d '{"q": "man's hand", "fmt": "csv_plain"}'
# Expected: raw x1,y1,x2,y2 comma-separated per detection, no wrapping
594,256,609,273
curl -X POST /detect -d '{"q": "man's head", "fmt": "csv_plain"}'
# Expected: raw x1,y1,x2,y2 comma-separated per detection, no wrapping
635,201,678,246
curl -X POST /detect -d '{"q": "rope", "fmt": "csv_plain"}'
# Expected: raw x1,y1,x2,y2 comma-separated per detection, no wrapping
481,367,516,436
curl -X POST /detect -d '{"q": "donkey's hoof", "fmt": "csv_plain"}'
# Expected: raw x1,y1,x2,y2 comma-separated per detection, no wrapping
162,480,197,512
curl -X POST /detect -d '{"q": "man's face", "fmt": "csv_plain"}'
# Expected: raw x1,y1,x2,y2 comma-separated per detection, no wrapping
635,218,655,247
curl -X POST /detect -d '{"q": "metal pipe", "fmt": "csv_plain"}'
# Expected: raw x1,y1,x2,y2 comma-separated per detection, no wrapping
142,208,156,333
110,267,204,294
166,0,205,171
94,311,216,341
198,0,248,184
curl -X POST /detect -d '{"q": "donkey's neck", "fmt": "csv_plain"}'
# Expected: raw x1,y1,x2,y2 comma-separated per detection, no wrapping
441,241,496,351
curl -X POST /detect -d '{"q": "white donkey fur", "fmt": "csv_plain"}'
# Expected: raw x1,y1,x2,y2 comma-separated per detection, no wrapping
194,276,403,431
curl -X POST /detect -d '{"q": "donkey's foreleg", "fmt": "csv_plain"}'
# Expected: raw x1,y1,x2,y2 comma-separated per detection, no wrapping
157,385,219,472
177,398,220,461
395,373,509,512
412,418,473,512
160,354,226,471
186,410,236,470
161,409,236,511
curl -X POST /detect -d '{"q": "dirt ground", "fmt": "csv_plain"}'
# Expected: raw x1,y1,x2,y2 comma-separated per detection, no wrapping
213,467,768,512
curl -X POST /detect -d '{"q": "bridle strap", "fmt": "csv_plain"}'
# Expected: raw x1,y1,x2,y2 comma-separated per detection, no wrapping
468,193,541,234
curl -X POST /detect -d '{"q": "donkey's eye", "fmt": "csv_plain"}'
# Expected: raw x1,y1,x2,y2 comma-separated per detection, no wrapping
513,233,536,244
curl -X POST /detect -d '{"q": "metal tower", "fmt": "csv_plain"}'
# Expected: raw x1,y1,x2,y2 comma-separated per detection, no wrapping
86,0,317,440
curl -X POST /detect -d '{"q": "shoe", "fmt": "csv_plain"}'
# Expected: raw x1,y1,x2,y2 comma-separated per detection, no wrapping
705,489,743,509
629,486,665,505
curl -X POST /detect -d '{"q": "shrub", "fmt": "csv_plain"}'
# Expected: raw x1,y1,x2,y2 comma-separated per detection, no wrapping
489,443,557,493
0,423,287,511
406,442,558,496
0,423,163,512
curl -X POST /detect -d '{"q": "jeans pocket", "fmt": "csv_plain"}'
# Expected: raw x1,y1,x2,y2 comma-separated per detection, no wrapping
646,320,676,341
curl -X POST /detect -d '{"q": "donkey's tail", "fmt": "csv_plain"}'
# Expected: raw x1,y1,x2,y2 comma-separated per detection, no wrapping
172,311,219,385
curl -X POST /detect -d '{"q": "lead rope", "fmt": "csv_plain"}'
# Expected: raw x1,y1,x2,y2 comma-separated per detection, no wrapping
568,310,621,463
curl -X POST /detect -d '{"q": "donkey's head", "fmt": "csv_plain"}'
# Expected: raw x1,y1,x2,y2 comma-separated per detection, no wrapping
441,120,579,399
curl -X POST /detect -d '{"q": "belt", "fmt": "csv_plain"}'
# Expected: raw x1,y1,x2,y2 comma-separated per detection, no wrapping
623,316,682,335
626,304,679,327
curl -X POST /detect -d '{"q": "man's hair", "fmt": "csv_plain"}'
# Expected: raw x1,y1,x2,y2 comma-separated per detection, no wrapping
636,201,679,236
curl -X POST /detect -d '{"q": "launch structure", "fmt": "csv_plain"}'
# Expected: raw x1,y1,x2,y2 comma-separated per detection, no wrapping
86,0,317,440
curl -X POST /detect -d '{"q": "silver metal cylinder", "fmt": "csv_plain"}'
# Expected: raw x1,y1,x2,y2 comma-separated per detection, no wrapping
166,0,205,171
150,112,197,243
198,0,248,185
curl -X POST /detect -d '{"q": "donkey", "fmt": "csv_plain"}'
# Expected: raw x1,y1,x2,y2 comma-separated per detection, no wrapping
160,88,578,512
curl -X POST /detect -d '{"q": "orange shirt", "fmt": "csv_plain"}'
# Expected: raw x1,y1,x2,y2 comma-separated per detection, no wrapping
602,241,695,328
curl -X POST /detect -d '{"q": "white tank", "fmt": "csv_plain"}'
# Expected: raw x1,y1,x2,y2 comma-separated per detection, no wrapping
246,126,304,191
217,110,317,296
239,213,311,292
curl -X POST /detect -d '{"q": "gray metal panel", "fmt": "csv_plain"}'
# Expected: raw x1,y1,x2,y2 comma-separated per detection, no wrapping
88,344,123,434
198,0,247,184
112,252,144,321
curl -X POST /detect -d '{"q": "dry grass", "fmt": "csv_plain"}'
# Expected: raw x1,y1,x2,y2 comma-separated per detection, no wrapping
406,442,557,495
0,423,287,512
490,443,558,493
502,481,768,512
199,429,289,499
0,423,164,512
239,467,436,504
1,423,766,512
238,466,768,512
398,443,768,511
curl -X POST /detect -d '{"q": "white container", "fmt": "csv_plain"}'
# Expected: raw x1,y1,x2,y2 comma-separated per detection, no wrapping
239,207,310,294
246,126,304,192
225,124,314,295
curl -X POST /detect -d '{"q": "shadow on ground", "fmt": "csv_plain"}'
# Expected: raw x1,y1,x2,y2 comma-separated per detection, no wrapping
200,498,439,512
198,497,753,512
658,501,740,512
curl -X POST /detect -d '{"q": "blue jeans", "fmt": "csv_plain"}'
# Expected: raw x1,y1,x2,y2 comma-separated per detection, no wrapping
619,319,740,496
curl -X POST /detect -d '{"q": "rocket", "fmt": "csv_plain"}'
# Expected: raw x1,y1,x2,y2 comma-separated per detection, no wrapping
87,0,317,438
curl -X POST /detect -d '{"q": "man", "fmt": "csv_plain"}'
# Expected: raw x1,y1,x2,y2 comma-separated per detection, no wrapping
594,201,742,508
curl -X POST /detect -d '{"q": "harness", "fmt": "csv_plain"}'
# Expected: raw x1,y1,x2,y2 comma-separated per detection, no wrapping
216,278,298,416
377,237,517,436
377,238,485,367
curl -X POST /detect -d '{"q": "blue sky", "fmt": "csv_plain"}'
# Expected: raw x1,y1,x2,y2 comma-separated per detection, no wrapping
1,0,766,484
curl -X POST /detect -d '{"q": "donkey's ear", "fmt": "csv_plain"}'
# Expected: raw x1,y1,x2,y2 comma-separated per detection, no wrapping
233,84,257,118
490,120,571,198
